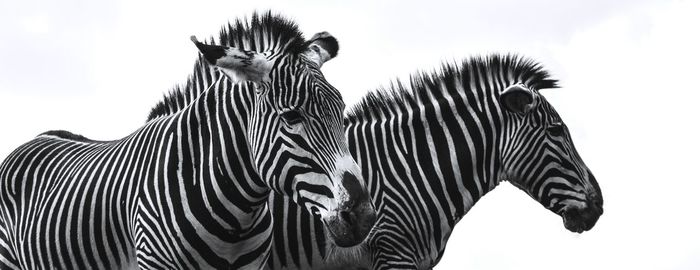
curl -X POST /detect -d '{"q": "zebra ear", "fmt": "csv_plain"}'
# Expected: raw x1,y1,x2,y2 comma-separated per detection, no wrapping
303,32,339,67
190,36,273,83
500,84,536,113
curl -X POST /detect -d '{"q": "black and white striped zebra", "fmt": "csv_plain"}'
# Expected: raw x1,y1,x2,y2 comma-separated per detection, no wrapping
265,54,604,270
0,12,376,269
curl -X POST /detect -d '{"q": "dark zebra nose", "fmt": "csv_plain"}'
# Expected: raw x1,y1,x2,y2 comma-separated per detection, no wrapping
326,172,377,247
342,172,365,203
338,172,369,225
591,196,604,215
562,195,604,233
339,209,353,224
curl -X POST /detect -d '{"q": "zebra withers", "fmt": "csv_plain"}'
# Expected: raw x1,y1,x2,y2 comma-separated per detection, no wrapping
0,12,376,269
267,54,603,269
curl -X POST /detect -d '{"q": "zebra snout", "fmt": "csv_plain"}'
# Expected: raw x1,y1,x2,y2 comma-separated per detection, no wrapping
337,199,377,227
339,209,353,224
562,198,603,233
339,171,377,225
590,195,604,216
322,171,377,247
342,172,364,198
327,201,377,247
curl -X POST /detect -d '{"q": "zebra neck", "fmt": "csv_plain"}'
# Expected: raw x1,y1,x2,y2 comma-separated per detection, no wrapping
347,87,504,225
174,81,271,228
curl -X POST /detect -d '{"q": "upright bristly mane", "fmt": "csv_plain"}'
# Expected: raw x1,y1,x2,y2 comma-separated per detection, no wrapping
345,54,559,122
146,11,306,121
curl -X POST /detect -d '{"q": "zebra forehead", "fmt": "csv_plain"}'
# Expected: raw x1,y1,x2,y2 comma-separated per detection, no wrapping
287,74,344,108
292,94,345,117
269,80,343,108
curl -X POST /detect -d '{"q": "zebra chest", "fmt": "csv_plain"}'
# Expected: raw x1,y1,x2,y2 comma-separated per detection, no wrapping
134,193,273,269
369,211,455,269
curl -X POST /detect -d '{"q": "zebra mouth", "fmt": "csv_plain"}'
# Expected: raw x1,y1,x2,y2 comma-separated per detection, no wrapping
321,204,377,248
322,218,357,247
322,219,342,240
323,217,365,248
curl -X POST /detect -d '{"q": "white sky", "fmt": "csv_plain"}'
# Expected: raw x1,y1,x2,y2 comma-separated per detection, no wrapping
1,0,698,269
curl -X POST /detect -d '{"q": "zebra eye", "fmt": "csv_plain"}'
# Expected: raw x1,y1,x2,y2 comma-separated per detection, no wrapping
280,109,303,125
547,123,565,136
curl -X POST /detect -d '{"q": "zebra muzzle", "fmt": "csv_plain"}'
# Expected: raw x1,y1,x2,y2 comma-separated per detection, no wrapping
323,172,378,247
561,199,603,233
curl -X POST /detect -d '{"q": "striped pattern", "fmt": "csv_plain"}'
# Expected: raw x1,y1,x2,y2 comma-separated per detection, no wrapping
266,54,604,270
0,12,373,269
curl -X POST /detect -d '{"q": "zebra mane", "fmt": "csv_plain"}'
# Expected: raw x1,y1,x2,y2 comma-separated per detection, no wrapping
346,54,559,122
146,11,306,121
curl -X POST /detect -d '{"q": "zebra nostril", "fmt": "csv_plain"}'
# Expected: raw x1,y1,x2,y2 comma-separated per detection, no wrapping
339,210,353,225
588,197,604,215
596,201,604,215
342,172,364,201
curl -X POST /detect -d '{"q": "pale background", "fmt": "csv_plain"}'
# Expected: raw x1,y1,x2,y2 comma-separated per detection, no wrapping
1,0,698,269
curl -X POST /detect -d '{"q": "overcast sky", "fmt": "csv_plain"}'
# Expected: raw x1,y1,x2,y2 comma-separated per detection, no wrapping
1,0,698,269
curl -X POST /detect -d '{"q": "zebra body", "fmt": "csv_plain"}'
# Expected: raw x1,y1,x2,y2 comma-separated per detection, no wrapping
0,12,376,269
266,55,604,269
0,86,271,268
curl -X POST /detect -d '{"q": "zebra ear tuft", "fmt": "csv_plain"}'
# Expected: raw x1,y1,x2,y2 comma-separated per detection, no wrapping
500,84,536,113
304,32,339,67
191,35,273,84
190,35,227,66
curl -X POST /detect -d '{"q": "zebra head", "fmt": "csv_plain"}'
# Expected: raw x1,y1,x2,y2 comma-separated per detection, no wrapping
500,83,603,233
191,30,376,247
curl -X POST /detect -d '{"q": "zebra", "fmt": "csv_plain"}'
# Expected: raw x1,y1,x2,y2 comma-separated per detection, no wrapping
265,54,604,270
0,12,376,269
